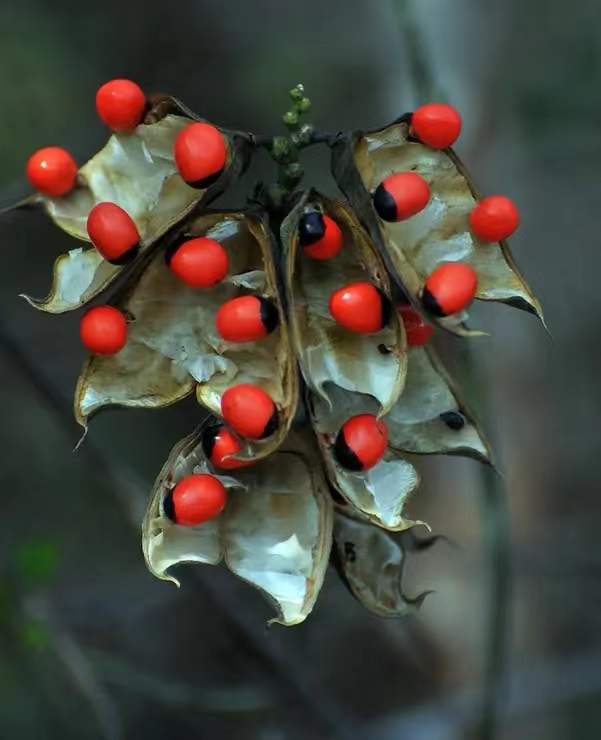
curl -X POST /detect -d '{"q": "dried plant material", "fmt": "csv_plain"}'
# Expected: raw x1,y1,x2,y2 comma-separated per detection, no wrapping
282,191,406,414
333,507,427,617
143,428,332,626
308,386,423,531
387,344,491,463
331,121,543,331
76,212,297,463
23,114,251,313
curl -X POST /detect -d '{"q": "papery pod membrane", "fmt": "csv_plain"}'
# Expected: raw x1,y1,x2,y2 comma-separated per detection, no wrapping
75,212,298,463
281,190,406,415
308,385,423,532
387,342,491,463
332,506,427,617
331,121,543,332
22,97,252,314
142,425,333,626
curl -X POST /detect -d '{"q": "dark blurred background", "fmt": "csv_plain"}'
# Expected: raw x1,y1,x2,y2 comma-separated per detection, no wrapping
1,1,600,738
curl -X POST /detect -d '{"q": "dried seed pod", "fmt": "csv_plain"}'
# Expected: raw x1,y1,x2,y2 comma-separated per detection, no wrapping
74,211,297,463
331,119,543,333
142,426,333,626
332,506,428,617
281,191,406,416
20,100,251,314
308,386,423,532
386,343,492,463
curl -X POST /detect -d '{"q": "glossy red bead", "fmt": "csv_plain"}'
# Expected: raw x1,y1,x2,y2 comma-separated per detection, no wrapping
334,414,388,471
86,202,139,264
95,79,146,132
469,195,520,243
411,103,462,149
174,122,227,188
329,282,388,334
399,305,434,346
26,147,78,197
221,384,277,440
80,305,127,355
165,474,227,526
422,262,478,317
168,237,228,288
216,295,278,343
202,425,251,470
298,212,343,260
373,172,430,222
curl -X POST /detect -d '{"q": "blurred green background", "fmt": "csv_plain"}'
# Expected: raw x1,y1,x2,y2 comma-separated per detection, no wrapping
1,0,600,738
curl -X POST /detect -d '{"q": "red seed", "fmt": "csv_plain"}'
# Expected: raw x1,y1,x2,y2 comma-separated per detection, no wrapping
165,474,227,526
334,414,388,471
174,122,227,188
26,147,78,197
87,202,139,264
422,262,478,317
329,282,387,334
202,425,251,470
168,237,229,288
373,172,430,222
95,79,146,132
80,305,127,355
399,305,434,346
469,195,520,243
221,384,277,440
216,295,278,343
411,103,462,149
299,212,343,260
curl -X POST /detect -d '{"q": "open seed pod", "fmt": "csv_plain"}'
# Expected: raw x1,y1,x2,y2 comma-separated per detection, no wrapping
281,190,406,415
75,211,298,463
21,98,252,313
308,385,423,532
331,120,543,332
142,426,333,626
332,505,428,617
386,342,492,463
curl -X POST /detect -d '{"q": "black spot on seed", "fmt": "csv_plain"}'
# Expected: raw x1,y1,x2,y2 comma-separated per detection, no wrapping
373,184,397,222
334,431,363,471
421,287,445,317
259,298,279,334
299,211,325,246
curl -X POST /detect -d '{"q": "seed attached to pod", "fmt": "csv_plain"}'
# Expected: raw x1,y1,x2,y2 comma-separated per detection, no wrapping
216,295,278,343
86,202,139,264
221,383,277,440
298,211,343,260
163,474,227,526
469,195,520,243
166,236,229,288
411,103,462,149
174,122,227,188
399,305,434,346
26,147,78,197
334,414,388,471
80,305,127,355
439,410,466,430
95,78,146,132
329,281,390,334
373,172,430,222
421,262,478,317
202,425,251,470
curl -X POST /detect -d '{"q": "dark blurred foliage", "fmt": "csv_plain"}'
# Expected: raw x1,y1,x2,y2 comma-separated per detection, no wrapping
1,0,600,738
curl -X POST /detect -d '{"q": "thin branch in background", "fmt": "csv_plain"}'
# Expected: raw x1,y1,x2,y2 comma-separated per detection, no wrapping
391,2,511,738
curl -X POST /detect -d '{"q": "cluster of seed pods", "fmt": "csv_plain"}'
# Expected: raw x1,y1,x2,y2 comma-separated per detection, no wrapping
25,82,521,530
